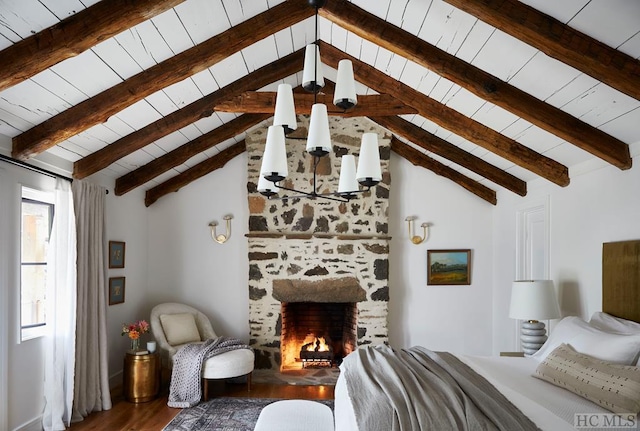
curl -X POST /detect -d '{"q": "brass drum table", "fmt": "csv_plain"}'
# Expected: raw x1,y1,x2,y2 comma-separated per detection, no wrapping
123,351,160,403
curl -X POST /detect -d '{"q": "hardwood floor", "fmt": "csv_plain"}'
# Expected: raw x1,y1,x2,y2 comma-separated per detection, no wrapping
67,381,335,431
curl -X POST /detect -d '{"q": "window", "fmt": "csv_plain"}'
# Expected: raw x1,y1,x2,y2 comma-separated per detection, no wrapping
20,187,54,340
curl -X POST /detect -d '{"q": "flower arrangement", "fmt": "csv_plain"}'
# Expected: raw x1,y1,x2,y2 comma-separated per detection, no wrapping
121,320,149,351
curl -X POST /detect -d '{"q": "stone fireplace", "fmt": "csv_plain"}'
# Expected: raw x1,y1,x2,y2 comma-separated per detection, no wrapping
246,115,391,370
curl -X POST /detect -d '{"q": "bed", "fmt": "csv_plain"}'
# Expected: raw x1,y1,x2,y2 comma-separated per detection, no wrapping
335,241,640,430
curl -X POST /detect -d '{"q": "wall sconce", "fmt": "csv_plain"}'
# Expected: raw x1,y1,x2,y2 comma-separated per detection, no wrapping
208,215,233,244
405,216,429,244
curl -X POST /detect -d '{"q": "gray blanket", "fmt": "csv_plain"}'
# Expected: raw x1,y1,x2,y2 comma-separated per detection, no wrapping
168,337,251,408
342,345,540,431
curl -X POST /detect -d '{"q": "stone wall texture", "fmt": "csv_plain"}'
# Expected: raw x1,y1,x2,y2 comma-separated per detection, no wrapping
246,115,391,370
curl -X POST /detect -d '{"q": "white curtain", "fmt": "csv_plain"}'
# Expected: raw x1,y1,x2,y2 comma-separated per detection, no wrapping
43,179,77,431
71,180,112,421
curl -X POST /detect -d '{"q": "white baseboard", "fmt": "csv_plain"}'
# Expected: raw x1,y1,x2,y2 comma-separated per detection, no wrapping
13,415,41,431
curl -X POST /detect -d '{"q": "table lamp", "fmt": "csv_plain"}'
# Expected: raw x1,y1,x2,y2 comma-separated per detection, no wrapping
509,280,561,355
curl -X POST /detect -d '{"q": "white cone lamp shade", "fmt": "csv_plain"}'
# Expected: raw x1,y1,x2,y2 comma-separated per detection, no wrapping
273,83,297,134
356,133,382,187
260,125,288,183
306,103,332,157
338,155,359,198
334,60,357,110
257,174,279,197
302,44,325,93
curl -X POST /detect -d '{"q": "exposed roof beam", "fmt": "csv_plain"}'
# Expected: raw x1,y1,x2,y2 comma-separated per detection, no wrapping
0,0,186,92
145,141,245,207
12,0,313,160
74,49,305,179
319,0,632,170
215,92,417,117
391,138,497,205
319,42,569,187
371,116,527,196
115,114,269,195
443,0,640,102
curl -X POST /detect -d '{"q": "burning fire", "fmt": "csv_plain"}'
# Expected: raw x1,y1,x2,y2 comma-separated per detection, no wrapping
302,336,331,352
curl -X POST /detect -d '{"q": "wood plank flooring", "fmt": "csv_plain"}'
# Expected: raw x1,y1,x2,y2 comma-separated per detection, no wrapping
67,381,335,431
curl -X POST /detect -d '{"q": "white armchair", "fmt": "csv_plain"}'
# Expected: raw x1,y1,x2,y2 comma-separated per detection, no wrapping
150,302,254,400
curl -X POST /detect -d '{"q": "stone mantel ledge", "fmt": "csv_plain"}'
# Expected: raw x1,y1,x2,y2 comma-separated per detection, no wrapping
245,232,392,240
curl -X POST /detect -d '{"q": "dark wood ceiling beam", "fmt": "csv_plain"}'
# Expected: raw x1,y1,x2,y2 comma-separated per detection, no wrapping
443,0,640,101
319,0,632,170
115,114,269,195
0,0,186,92
73,49,304,179
145,141,245,207
319,42,569,187
371,116,527,196
12,1,313,160
215,91,417,117
391,138,497,205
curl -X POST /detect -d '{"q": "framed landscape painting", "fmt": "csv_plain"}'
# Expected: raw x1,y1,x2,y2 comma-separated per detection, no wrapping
427,249,471,285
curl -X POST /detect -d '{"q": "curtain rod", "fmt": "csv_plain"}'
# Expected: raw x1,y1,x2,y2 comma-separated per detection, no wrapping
0,153,108,194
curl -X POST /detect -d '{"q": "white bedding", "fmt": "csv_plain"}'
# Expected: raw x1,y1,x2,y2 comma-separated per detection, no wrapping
334,353,619,431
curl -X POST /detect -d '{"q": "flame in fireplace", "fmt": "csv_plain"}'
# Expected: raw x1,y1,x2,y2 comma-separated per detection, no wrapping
303,336,331,352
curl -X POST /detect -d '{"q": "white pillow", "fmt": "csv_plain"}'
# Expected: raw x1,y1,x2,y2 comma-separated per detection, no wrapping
589,312,640,366
160,312,201,346
532,316,640,365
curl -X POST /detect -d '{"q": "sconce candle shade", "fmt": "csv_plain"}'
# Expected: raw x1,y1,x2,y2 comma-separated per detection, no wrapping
334,60,357,110
260,125,288,182
257,175,279,197
273,83,297,134
302,44,324,93
337,155,359,198
306,103,332,157
356,133,382,186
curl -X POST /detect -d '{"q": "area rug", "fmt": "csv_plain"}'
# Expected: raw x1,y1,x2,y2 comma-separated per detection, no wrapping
162,397,334,431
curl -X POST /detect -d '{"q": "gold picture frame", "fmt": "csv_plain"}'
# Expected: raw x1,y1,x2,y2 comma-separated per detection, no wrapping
427,249,471,285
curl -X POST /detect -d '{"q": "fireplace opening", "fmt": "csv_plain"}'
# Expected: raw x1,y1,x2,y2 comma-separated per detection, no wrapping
280,302,357,371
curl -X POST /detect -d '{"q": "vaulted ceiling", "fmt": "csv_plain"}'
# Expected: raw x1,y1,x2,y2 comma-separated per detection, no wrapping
0,0,638,206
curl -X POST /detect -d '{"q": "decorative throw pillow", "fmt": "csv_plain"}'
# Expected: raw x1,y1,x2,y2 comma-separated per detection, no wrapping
160,312,201,346
533,343,640,414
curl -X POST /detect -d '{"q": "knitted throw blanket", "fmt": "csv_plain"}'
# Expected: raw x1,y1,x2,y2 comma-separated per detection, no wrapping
167,337,252,408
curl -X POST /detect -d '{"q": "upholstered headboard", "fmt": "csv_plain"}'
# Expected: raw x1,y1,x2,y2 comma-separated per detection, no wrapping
602,240,640,324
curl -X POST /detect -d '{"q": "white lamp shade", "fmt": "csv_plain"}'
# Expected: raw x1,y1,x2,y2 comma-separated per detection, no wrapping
257,175,279,195
302,44,325,92
509,280,561,320
273,83,297,134
356,133,382,186
334,59,357,110
260,125,288,182
306,103,332,156
338,155,359,195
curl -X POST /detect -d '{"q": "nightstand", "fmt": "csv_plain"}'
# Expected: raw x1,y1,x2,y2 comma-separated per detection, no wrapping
500,351,525,357
123,351,161,403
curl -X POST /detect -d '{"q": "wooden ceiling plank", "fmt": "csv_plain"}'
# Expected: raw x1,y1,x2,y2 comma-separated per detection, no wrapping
319,0,632,170
12,1,313,160
73,49,304,179
319,42,570,187
0,0,187,93
115,113,269,195
371,115,527,196
391,138,497,205
144,141,245,207
214,91,418,117
443,0,640,102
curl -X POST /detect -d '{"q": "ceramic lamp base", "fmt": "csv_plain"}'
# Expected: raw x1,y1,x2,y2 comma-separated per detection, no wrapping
520,320,547,356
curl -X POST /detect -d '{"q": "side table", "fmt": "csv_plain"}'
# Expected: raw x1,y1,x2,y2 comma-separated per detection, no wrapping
123,351,160,403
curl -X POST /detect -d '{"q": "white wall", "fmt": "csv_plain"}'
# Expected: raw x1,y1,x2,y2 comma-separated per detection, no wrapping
492,148,640,354
388,155,494,355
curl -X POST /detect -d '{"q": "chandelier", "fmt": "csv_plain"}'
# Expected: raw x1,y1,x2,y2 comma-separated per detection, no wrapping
257,0,382,202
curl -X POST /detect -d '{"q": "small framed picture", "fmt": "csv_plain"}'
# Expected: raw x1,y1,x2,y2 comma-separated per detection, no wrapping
109,277,125,305
427,249,471,285
109,241,125,268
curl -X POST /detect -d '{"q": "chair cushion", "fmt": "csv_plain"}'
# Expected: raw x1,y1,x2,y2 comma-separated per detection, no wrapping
202,348,255,379
160,312,201,346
